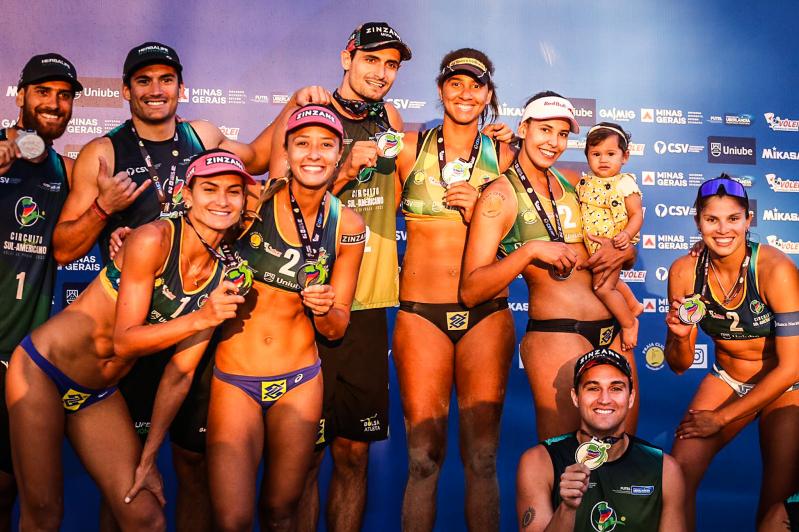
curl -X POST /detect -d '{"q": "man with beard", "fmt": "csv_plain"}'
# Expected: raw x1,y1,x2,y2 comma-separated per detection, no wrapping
515,348,686,532
52,42,271,532
0,53,81,532
266,22,411,532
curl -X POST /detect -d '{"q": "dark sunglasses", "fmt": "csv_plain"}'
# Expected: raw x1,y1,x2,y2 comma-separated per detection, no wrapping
698,177,747,200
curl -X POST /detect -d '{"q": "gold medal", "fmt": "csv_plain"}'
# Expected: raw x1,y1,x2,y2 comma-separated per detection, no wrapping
575,438,611,470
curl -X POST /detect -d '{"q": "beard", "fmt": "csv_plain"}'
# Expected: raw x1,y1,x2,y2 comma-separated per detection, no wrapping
20,102,70,142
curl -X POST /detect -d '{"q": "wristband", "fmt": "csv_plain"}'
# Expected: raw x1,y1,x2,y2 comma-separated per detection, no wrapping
91,198,109,221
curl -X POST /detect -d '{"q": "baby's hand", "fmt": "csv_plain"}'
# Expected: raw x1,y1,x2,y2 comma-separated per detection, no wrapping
612,230,631,249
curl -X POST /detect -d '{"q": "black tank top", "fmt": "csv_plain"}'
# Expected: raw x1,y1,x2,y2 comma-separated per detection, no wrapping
0,129,69,360
101,120,205,262
544,432,663,532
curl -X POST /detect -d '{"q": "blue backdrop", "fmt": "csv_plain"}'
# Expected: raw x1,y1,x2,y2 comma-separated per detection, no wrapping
3,0,799,529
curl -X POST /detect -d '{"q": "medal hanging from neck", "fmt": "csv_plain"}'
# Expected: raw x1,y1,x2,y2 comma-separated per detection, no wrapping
438,126,481,191
288,186,329,288
575,431,622,470
130,119,180,216
333,90,404,182
513,161,571,280
183,215,253,296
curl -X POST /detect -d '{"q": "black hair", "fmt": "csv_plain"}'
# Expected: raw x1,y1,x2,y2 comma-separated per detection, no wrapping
584,122,631,155
436,48,499,125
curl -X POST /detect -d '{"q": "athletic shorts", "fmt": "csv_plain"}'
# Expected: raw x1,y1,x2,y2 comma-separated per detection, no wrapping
0,363,11,475
316,308,389,449
119,330,218,454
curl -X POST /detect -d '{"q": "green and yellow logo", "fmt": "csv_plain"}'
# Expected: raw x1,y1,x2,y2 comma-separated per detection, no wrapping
15,196,44,228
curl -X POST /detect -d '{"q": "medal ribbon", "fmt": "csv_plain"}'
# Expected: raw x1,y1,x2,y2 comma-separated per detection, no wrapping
129,119,180,214
579,429,623,446
332,89,392,131
182,214,239,268
436,126,481,183
513,160,564,242
700,243,750,305
287,186,327,263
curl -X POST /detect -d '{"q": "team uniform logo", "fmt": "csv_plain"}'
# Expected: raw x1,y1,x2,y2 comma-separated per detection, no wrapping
62,389,91,411
590,501,620,531
261,379,287,402
598,326,614,347
15,196,44,227
316,419,326,445
446,311,469,331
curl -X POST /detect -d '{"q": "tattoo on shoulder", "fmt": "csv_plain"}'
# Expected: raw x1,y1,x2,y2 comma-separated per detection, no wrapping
522,506,535,528
481,191,506,218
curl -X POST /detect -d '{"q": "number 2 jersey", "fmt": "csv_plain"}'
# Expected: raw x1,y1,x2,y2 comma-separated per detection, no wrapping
0,129,68,361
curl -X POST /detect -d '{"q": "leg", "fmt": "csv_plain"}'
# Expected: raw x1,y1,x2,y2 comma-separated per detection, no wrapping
608,332,639,433
295,449,325,532
0,365,17,532
670,374,753,532
207,376,264,532
592,270,638,350
6,346,66,531
259,374,323,531
327,438,369,532
393,311,455,532
65,393,165,531
756,391,799,527
759,500,792,532
615,279,643,316
171,444,211,532
454,309,515,532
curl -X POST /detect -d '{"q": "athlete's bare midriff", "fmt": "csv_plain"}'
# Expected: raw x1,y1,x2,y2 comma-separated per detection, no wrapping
522,242,612,321
216,282,318,375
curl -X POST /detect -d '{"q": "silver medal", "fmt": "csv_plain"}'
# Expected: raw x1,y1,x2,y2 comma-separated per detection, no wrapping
15,130,46,160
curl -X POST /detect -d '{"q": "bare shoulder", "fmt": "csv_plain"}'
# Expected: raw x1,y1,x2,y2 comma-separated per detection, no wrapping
339,205,366,235
662,453,682,478
669,253,697,277
76,135,113,161
188,119,223,146
519,444,553,474
498,142,516,173
385,104,403,130
757,243,796,272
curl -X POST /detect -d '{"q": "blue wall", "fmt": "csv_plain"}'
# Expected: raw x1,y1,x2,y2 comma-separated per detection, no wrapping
3,1,799,529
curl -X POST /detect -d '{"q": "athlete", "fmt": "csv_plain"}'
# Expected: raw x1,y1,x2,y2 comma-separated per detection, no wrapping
665,174,799,530
460,91,638,441
761,493,799,532
516,348,685,532
208,106,365,531
50,41,273,530
6,150,250,530
265,22,409,532
0,53,81,532
391,48,515,531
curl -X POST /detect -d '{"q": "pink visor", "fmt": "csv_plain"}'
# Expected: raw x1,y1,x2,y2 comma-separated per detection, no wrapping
286,105,345,139
185,150,256,185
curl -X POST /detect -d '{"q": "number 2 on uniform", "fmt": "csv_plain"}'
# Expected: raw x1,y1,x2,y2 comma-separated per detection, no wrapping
15,271,25,300
726,311,743,332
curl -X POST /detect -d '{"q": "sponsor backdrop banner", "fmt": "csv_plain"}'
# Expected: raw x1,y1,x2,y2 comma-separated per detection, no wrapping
4,0,798,530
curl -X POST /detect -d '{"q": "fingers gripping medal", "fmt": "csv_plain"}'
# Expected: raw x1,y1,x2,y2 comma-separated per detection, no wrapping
678,295,707,325
15,129,46,160
296,251,330,288
575,438,611,470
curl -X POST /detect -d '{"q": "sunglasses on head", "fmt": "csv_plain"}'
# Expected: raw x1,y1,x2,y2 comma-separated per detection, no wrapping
698,177,747,200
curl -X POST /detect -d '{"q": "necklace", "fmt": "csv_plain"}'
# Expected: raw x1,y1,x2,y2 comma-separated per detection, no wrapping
709,259,744,304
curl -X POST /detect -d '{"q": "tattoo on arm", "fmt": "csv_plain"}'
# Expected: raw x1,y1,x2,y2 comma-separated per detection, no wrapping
521,506,536,529
481,191,506,218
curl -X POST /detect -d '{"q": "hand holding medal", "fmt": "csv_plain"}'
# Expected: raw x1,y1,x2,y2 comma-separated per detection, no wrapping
677,295,707,325
15,129,46,161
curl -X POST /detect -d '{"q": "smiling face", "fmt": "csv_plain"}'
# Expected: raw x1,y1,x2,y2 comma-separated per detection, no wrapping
340,48,401,102
16,80,75,142
518,118,571,173
123,64,183,124
184,173,245,232
439,74,491,126
696,195,751,258
587,135,629,178
571,364,634,437
286,126,343,190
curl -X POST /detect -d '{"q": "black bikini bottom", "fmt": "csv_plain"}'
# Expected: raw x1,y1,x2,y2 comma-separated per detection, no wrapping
399,298,509,344
526,317,620,349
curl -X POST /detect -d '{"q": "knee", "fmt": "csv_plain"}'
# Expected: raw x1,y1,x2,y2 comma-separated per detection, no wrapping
258,501,296,531
20,497,63,531
215,510,254,532
462,444,498,479
407,444,445,481
330,439,369,474
119,506,166,532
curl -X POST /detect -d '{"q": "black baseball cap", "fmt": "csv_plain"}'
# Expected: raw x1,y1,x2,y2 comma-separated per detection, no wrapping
18,53,83,92
123,42,182,82
573,348,632,387
345,22,412,61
